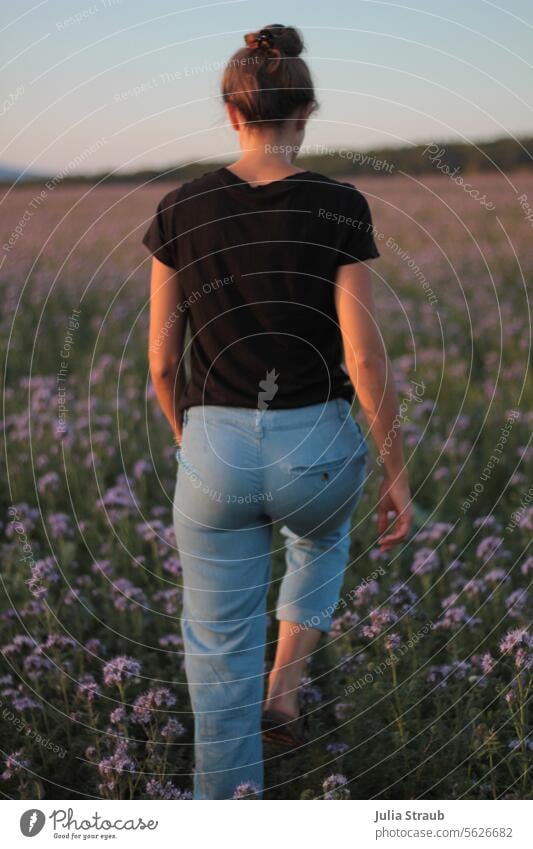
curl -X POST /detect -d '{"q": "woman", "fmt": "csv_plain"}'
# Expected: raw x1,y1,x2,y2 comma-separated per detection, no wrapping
142,24,411,800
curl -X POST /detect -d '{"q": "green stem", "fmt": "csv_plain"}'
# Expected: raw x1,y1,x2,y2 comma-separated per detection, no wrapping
390,654,406,745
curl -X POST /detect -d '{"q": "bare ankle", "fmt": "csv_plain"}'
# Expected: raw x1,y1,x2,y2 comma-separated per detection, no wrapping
265,677,300,718
264,693,299,719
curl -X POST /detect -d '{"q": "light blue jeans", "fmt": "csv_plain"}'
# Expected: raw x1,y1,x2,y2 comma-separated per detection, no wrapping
173,398,368,799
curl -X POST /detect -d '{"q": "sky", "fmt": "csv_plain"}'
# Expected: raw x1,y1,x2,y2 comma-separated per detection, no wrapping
2,0,533,176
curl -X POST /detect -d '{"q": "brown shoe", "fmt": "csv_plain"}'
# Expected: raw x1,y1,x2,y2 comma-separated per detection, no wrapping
262,708,309,748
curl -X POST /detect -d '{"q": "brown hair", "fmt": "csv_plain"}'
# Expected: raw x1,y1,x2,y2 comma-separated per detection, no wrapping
221,24,317,127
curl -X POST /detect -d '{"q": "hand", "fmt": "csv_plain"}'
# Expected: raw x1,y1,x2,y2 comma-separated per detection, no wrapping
173,413,183,449
377,475,412,552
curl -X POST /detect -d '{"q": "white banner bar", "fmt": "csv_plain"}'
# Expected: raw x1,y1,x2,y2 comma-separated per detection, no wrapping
2,799,530,848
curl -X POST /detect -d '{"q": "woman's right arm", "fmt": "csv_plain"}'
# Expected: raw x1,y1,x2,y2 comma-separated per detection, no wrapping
334,261,412,551
148,256,188,446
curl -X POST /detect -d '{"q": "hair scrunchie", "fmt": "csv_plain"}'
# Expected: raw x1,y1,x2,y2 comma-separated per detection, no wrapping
244,28,277,50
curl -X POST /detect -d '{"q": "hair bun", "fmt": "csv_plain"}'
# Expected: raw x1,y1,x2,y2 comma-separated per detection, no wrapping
224,23,316,126
244,24,304,57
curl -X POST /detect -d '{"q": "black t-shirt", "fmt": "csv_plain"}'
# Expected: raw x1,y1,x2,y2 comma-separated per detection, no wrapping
142,167,379,411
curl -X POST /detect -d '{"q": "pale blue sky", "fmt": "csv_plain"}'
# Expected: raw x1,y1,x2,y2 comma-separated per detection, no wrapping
2,0,532,176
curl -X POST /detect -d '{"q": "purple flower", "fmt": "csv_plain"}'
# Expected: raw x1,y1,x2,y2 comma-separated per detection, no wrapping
514,648,532,670
158,634,184,648
41,634,76,651
17,600,46,619
109,707,127,725
78,675,100,702
146,778,191,799
162,556,182,577
518,507,533,531
161,718,186,739
153,588,181,615
299,677,322,706
485,567,509,585
37,471,60,495
7,687,42,711
133,459,152,479
5,504,40,538
481,653,494,675
330,610,359,637
98,739,136,779
410,547,439,576
339,652,366,673
63,588,81,605
131,688,176,725
1,750,30,781
520,556,533,576
111,578,147,612
85,637,105,654
136,520,164,542
462,578,486,597
505,588,529,618
389,581,418,613
508,738,533,752
162,524,176,547
352,580,379,607
473,515,498,531
325,742,349,755
476,536,506,562
438,606,480,631
47,512,72,538
23,653,53,679
499,628,532,656
92,560,113,577
103,656,141,687
369,547,388,562
96,476,137,513
322,773,350,799
26,557,60,599
442,592,459,607
361,607,397,639
334,702,352,721
384,633,401,652
233,781,260,799
415,522,453,543
2,635,36,655
427,660,471,686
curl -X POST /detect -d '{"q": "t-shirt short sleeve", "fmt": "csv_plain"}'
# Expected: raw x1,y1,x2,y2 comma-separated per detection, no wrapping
142,190,179,270
336,186,380,265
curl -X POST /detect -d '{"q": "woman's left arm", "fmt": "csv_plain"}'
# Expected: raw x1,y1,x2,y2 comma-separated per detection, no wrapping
148,256,188,445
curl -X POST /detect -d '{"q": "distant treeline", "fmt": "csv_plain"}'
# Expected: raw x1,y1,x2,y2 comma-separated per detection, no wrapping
9,136,533,186
297,136,533,178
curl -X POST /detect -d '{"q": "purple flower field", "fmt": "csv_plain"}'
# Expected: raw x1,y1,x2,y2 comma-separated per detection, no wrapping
1,173,531,799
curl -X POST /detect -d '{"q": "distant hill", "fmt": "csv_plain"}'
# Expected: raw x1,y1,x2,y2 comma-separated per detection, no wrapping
0,165,49,182
2,135,532,186
0,166,32,181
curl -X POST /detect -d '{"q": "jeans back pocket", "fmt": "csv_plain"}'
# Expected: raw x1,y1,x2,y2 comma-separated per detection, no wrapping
288,454,351,481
